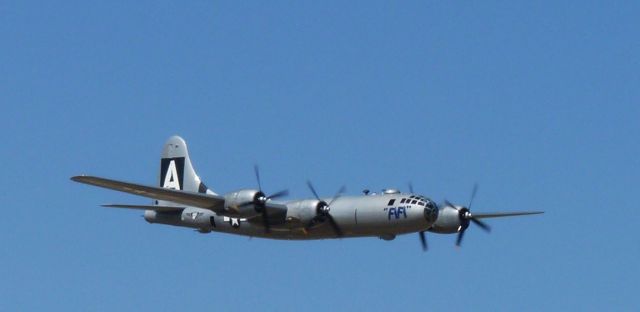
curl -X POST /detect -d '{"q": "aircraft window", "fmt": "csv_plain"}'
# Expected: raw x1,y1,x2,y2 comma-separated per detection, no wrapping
400,198,406,203
411,200,417,204
418,202,425,206
388,199,396,206
409,196,415,199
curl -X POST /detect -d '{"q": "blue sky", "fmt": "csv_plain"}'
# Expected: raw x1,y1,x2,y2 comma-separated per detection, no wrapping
1,1,638,311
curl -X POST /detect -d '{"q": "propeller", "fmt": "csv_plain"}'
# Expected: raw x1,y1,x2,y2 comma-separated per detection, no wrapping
445,184,491,247
305,181,345,237
240,165,289,233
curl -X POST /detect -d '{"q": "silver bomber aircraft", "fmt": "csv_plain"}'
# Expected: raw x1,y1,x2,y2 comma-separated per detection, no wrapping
71,136,543,251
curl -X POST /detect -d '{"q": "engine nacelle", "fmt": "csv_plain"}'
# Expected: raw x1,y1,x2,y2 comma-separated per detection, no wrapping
285,199,325,225
223,189,264,218
429,205,462,234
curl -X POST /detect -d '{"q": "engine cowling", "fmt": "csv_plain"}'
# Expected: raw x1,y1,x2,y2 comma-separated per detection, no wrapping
285,199,326,226
429,205,463,234
223,189,265,218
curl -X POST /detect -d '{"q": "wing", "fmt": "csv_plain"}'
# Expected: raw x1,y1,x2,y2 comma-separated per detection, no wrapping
472,211,544,219
71,175,225,211
72,175,290,221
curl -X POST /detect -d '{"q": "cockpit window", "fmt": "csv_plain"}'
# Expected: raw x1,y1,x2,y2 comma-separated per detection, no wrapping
411,200,417,204
418,202,425,206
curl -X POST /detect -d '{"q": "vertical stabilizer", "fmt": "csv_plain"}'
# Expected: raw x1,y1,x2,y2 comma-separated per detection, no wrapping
158,136,216,205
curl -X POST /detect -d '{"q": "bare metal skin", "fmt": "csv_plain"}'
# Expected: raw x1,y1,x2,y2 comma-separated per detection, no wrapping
72,136,543,250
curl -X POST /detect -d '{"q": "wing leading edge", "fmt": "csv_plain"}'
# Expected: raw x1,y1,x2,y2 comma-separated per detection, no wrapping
71,175,225,211
101,204,185,213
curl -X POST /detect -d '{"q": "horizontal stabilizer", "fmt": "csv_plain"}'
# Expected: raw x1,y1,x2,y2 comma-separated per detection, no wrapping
71,175,225,211
473,211,544,219
102,204,184,213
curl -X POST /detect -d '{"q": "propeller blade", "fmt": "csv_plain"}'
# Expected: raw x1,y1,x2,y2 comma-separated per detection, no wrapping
456,229,465,247
444,199,456,208
408,182,414,194
470,217,491,232
326,214,343,237
327,185,346,206
306,181,320,200
254,165,262,191
468,183,478,210
267,189,289,200
419,231,427,251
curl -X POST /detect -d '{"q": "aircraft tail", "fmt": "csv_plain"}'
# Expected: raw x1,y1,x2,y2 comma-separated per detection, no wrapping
159,136,216,200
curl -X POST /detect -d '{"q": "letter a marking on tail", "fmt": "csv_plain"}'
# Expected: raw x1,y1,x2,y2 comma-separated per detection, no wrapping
163,160,181,190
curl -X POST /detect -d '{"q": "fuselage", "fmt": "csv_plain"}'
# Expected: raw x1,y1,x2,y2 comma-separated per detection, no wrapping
145,193,439,240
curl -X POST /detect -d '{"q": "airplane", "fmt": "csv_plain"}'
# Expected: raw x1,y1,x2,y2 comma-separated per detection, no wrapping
71,136,543,251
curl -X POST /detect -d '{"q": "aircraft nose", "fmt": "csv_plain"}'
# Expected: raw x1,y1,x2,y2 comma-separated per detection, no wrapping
423,200,438,224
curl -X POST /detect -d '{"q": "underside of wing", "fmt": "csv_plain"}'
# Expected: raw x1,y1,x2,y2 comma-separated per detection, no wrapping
473,211,544,219
71,175,225,211
101,204,184,213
